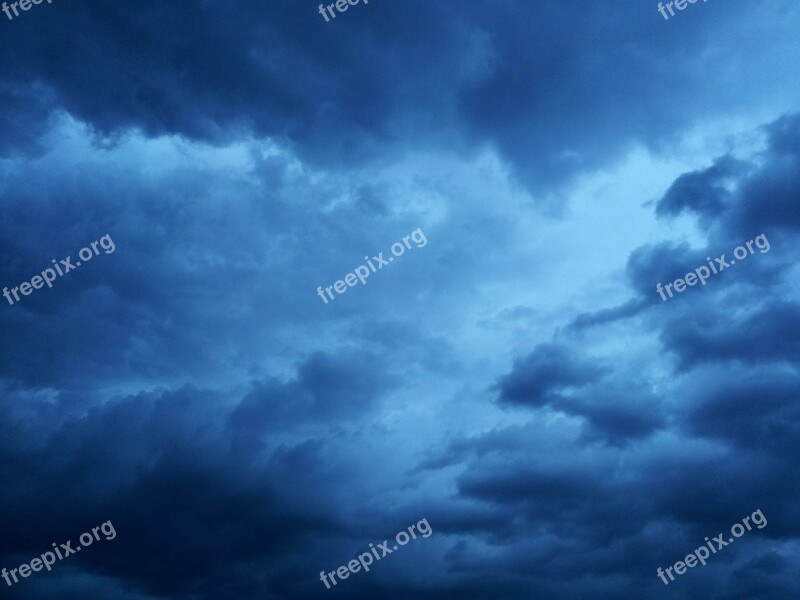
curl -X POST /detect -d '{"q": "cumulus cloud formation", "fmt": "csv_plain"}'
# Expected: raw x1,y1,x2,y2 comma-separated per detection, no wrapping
496,343,607,407
0,1,798,599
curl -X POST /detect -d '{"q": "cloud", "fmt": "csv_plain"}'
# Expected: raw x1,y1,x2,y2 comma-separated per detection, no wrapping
1,3,799,599
656,154,748,219
2,1,798,198
495,343,607,407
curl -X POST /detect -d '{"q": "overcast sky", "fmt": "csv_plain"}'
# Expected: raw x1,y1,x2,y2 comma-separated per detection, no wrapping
0,1,799,599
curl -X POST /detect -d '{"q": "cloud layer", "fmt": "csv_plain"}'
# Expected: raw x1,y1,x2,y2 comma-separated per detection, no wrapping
0,1,798,599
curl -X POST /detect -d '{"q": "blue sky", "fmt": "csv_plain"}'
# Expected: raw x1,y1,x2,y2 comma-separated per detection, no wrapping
0,1,799,598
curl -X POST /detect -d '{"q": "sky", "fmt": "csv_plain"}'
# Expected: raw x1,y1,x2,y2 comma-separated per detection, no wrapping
0,1,799,598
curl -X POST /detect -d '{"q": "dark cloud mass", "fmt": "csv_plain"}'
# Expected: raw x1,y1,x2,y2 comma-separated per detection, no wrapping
496,343,607,407
1,1,799,599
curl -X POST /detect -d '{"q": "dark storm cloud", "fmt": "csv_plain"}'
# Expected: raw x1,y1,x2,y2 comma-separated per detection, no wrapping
228,350,395,452
655,155,748,219
0,171,219,389
722,114,800,239
563,384,666,444
0,136,415,594
0,127,407,390
0,0,461,166
0,0,795,196
614,113,800,376
678,367,800,461
625,241,700,299
495,343,606,407
572,111,800,335
660,300,800,371
1,2,799,600
495,343,661,443
653,113,800,242
446,108,800,598
0,358,399,599
439,413,799,598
